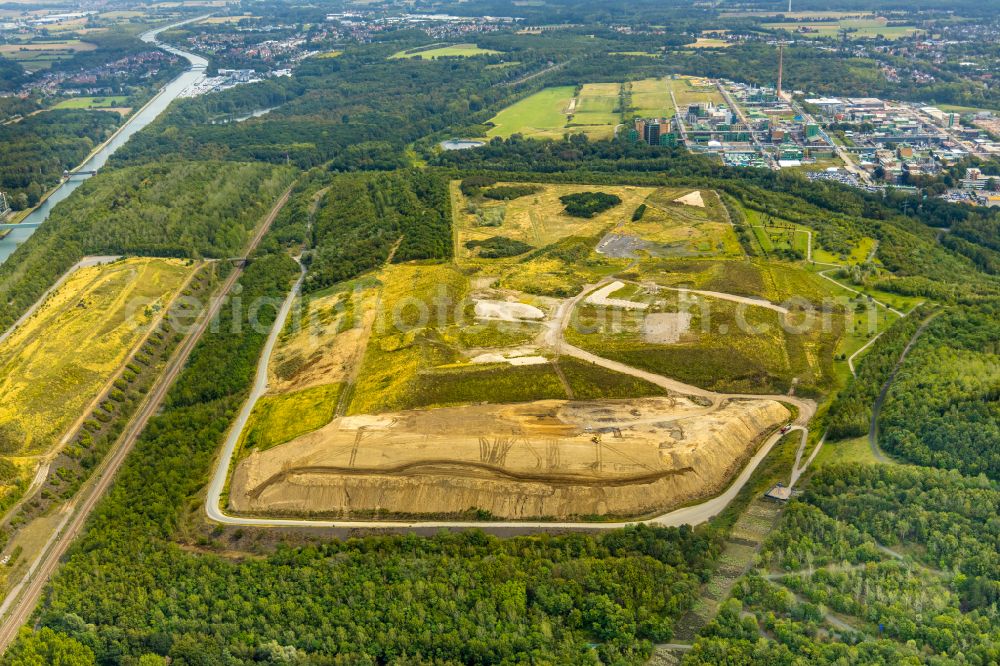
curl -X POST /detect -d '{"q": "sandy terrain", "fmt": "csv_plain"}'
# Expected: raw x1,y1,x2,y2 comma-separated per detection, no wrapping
674,191,705,207
230,397,789,520
585,281,649,309
471,349,549,366
269,288,378,394
474,299,546,321
642,312,693,344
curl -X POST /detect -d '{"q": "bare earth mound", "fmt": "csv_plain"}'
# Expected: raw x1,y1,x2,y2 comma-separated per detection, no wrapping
674,191,705,207
229,397,789,520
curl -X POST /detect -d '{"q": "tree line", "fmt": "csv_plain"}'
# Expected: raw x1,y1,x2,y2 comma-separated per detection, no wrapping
0,160,294,335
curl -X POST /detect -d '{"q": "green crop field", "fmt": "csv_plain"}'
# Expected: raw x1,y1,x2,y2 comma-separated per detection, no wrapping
686,38,732,48
390,43,501,60
486,86,577,139
609,51,659,57
763,19,919,39
629,77,672,118
569,82,620,130
487,81,633,140
53,96,130,110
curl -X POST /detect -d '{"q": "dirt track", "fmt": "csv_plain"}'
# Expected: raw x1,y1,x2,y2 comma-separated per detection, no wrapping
208,278,816,529
869,310,938,463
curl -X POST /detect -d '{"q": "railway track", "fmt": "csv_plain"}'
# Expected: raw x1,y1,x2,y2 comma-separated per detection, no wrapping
0,185,293,653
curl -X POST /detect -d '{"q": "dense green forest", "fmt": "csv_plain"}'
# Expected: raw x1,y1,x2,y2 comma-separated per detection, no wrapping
3,222,721,665
0,161,294,334
304,170,452,292
3,12,1000,663
560,191,622,218
108,46,528,171
879,302,1000,479
0,110,119,209
684,464,1000,665
826,308,928,440
0,58,26,92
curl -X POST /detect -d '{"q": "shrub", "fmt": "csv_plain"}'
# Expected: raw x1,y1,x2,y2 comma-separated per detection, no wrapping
560,191,622,218
482,185,541,201
464,236,534,258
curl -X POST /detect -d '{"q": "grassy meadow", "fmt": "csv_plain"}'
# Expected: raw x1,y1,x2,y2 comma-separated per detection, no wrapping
391,43,501,60
237,383,342,455
0,258,192,455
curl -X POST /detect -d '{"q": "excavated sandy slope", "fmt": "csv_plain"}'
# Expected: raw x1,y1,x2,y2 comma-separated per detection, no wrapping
229,397,789,520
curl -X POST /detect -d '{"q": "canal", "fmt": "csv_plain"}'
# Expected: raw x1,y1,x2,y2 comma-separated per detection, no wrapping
0,17,209,264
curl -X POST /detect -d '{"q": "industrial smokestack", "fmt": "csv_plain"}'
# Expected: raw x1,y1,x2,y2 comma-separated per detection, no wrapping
777,42,784,99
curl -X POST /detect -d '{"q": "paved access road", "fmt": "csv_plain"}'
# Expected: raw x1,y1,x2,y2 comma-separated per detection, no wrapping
205,277,817,532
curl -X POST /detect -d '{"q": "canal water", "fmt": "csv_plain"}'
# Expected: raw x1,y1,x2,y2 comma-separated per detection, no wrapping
0,18,209,264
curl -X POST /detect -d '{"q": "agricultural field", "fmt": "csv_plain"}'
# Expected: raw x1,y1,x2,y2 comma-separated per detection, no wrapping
390,43,501,60
721,10,875,18
938,103,1000,115
608,51,659,57
485,86,576,139
52,95,131,114
686,38,732,48
0,257,192,473
486,78,674,139
628,77,672,118
0,39,96,69
668,76,726,108
763,18,919,39
567,82,621,135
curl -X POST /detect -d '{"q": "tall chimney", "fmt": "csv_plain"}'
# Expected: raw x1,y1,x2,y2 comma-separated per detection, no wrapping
777,43,784,99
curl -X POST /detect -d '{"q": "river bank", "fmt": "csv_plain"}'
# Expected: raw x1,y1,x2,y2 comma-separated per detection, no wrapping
0,16,209,264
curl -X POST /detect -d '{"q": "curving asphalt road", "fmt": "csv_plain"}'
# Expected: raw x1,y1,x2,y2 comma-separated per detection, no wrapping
205,278,816,531
0,186,294,653
205,260,305,524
